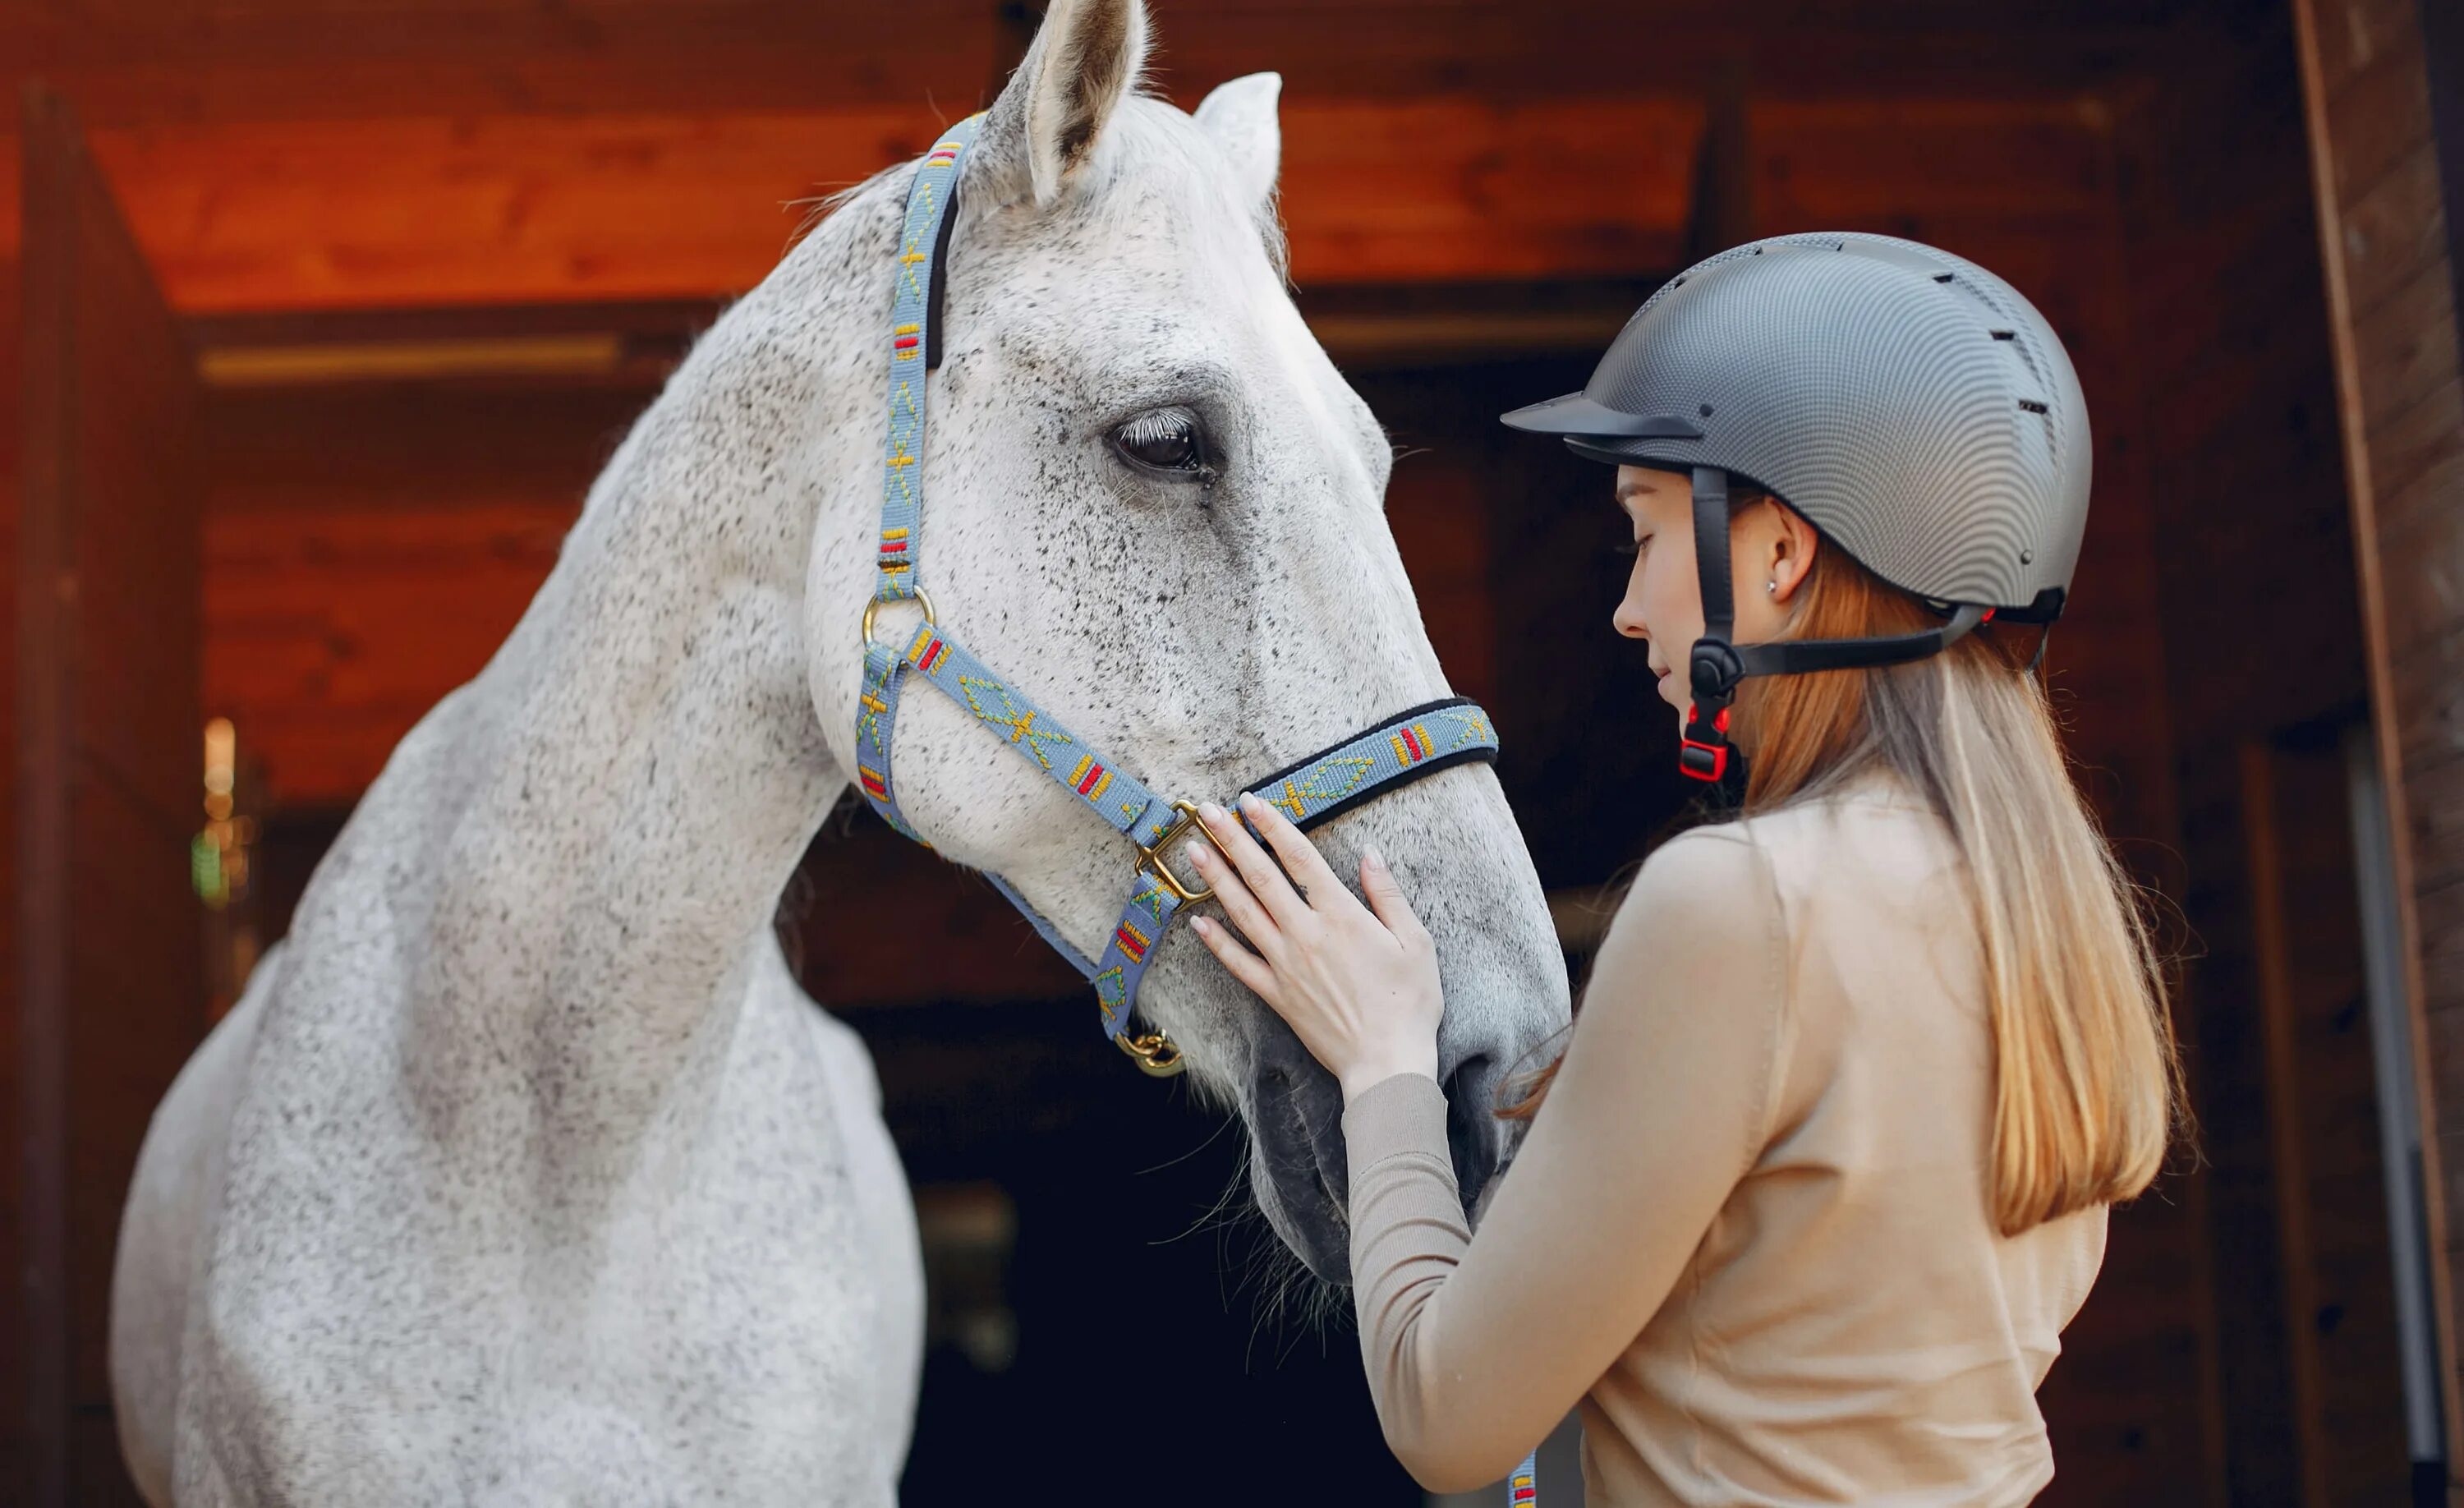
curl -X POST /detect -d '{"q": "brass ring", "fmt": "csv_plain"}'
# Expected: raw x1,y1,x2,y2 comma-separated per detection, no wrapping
860,587,938,649
1115,1028,1188,1078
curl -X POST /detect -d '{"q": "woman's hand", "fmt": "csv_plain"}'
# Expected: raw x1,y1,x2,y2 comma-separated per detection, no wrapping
1181,793,1445,1103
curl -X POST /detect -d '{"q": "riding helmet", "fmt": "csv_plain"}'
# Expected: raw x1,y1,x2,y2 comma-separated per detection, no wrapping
1503,232,2092,784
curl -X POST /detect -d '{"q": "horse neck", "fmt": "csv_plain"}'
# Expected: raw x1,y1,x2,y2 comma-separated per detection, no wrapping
398,199,894,1165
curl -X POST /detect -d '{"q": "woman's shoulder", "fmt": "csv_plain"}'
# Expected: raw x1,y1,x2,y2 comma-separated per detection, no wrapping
1609,821,1786,958
1641,778,1955,929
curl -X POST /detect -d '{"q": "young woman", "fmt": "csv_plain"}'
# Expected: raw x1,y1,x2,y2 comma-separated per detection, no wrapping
1175,235,2181,1505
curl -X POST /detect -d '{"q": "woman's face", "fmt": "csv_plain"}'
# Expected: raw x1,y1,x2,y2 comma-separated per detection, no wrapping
1610,465,1818,723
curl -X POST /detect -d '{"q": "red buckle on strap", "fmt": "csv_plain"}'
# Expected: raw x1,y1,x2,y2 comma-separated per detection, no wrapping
1679,706,1731,783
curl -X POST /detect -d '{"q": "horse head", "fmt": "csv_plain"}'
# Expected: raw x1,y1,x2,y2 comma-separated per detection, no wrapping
798,0,1574,1280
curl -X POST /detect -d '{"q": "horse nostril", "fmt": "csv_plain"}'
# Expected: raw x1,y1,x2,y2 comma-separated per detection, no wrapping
1443,1054,1505,1216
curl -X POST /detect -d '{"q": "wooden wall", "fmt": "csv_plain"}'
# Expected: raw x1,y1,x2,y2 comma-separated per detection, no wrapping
2297,0,2464,1492
179,63,2381,1508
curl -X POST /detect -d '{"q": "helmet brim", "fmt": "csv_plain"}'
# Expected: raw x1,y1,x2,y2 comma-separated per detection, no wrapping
1499,392,1704,442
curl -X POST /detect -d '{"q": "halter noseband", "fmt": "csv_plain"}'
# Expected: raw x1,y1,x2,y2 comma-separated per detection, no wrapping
850,116,1502,1075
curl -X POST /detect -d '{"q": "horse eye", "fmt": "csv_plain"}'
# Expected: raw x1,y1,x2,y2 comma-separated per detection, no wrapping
1111,407,1211,478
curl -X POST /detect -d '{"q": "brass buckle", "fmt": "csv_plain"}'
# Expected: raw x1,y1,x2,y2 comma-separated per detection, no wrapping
1133,799,1232,905
860,586,938,650
1115,1028,1187,1078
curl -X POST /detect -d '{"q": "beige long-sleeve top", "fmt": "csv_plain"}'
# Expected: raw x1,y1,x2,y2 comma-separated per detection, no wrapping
1345,782,2108,1504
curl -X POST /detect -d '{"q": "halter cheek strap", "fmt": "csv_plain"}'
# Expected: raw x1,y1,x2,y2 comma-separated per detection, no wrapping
851,115,1501,1074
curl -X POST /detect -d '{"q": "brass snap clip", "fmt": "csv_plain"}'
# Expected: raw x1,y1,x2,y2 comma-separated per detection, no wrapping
1115,1027,1187,1078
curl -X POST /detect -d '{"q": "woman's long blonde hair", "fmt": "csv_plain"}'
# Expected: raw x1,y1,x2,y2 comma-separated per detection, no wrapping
1515,503,2183,1237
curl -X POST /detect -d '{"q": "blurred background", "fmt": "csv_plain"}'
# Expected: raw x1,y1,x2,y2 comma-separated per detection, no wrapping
6,0,2463,1503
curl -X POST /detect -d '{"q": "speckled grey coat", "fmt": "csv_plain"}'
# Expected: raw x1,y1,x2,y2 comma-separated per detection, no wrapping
108,4,1571,1501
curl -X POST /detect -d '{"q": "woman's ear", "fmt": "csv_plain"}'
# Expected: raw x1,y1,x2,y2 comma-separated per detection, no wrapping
971,0,1152,208
1765,501,1821,605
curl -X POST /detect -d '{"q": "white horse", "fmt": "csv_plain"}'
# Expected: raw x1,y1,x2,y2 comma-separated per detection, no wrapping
109,2,1571,1501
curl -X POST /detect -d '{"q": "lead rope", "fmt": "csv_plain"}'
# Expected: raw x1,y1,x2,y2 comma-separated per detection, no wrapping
1511,1449,1538,1506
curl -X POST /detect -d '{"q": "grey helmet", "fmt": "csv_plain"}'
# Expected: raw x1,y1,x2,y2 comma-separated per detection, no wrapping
1503,232,2091,784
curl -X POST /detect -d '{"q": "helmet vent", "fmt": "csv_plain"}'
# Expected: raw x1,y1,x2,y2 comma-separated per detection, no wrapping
2017,398,2050,414
1932,272,1955,283
1991,329,2016,340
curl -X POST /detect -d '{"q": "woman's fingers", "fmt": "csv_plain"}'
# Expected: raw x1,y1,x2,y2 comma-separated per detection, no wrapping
1235,793,1349,911
1196,803,1313,930
1187,837,1282,954
1358,847,1432,946
1188,914,1280,1000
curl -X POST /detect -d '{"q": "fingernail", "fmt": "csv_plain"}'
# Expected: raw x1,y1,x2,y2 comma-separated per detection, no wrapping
1190,916,1211,936
1198,802,1225,824
1364,845,1386,869
1186,839,1210,867
1239,792,1265,814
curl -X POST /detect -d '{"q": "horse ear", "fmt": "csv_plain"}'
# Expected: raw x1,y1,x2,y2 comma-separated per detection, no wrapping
1193,72,1282,215
973,0,1152,207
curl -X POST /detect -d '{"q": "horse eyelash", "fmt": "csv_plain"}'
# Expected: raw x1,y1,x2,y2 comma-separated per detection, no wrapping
1119,409,1196,447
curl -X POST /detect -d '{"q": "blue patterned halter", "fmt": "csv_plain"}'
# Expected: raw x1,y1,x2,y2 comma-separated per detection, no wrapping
850,115,1501,1077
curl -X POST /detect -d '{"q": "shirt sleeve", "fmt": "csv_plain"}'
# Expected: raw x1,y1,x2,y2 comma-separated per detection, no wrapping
1343,825,1791,1492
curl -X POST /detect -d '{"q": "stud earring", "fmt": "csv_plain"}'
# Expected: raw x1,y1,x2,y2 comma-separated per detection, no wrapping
1765,581,1777,594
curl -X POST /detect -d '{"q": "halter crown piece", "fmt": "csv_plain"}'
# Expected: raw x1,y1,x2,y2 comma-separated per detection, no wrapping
852,117,1503,1076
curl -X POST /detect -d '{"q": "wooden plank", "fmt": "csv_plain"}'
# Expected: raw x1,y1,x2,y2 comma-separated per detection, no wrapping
2323,25,2435,209
0,98,2187,317
2337,136,2450,321
0,99,1701,310
2366,372,2463,522
88,109,940,310
2373,476,2464,665
2309,0,2422,98
2388,623,2464,794
2420,872,2464,987
0,1,2227,132
1752,99,2117,224
2405,752,2464,898
1276,98,1700,283
2351,256,2458,434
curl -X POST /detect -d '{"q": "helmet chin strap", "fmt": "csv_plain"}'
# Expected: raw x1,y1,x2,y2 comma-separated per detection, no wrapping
1677,465,1994,795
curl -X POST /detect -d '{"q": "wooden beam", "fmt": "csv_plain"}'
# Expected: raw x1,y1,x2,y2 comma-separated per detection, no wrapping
5,92,2120,315
0,0,2218,132
0,99,1703,310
